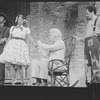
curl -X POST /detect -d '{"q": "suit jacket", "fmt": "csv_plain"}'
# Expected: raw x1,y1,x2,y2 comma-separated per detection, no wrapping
0,26,9,54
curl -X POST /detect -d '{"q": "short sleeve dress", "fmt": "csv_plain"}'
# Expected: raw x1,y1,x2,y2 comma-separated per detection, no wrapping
0,25,30,66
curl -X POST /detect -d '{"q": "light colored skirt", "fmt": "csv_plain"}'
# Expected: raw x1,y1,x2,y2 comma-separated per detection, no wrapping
0,39,30,66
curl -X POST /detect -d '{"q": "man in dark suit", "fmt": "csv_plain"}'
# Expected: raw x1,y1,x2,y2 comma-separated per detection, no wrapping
0,12,9,85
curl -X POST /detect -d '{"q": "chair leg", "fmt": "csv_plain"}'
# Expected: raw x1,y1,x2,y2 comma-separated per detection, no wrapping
51,76,55,86
56,75,68,87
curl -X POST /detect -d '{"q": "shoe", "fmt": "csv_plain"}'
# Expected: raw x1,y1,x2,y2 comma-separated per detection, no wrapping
39,82,48,87
32,83,36,86
21,83,24,86
34,82,41,86
85,80,90,87
14,80,17,84
12,83,15,86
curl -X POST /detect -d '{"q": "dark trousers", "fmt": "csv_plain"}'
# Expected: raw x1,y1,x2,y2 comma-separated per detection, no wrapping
85,36,100,68
0,63,5,85
85,36,100,83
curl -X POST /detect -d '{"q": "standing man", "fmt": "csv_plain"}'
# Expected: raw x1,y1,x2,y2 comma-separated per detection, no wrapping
84,6,100,84
0,12,9,85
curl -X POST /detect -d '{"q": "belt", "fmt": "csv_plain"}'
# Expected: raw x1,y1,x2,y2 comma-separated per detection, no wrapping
12,37,25,41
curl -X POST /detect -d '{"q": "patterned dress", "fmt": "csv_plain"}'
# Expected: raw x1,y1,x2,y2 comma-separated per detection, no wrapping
0,25,30,66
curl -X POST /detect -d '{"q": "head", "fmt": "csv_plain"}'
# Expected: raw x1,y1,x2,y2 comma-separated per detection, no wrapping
15,14,27,26
49,28,62,42
0,12,8,26
86,6,97,20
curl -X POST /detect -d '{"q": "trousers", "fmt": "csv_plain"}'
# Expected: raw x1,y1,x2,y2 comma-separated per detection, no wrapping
31,58,48,80
0,63,5,85
84,36,100,69
85,36,100,83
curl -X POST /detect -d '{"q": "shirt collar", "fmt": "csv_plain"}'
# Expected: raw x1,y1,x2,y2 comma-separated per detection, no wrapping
92,15,97,20
16,25,24,27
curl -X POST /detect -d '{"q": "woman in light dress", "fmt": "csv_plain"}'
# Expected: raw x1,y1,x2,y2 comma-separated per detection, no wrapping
0,14,35,85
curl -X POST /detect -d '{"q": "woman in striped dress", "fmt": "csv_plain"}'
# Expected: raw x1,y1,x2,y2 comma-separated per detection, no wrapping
0,14,35,85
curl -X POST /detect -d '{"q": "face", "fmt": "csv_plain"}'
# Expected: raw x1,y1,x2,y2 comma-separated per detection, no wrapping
0,16,5,23
17,16,24,26
86,9,93,20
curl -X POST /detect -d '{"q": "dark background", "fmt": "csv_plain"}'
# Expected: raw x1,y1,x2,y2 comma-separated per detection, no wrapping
0,2,30,27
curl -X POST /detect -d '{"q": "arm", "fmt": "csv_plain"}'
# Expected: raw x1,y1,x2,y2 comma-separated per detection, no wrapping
26,34,37,47
38,47,49,58
73,35,85,41
4,31,12,47
38,40,64,51
25,28,37,47
4,26,14,47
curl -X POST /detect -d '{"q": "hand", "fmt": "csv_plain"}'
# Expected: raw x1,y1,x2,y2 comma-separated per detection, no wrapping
34,43,38,48
73,35,78,39
37,40,41,46
0,38,7,44
73,35,79,40
73,35,84,41
32,40,38,48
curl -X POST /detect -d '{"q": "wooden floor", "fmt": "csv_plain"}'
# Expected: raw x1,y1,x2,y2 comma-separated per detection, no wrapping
4,79,29,86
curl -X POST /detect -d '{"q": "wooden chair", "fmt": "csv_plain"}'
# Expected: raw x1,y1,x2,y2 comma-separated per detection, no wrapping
48,36,76,87
48,59,69,87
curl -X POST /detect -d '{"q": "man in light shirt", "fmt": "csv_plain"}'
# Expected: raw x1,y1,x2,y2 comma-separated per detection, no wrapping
84,6,100,84
31,28,66,86
73,6,100,84
37,28,66,70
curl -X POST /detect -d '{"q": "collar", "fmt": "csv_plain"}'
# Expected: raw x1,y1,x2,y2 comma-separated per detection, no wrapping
15,25,24,31
16,25,24,28
92,15,97,20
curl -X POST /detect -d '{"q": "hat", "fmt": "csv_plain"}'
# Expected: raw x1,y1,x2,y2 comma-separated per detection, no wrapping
0,12,8,25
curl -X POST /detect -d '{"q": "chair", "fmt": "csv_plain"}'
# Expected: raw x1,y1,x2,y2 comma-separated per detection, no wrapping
48,59,69,87
47,36,75,87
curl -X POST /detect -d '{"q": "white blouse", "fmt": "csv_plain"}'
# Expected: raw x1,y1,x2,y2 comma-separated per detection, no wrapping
85,16,100,38
10,25,30,39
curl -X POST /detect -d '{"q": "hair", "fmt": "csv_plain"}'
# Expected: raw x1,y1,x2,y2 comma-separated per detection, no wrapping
12,14,27,31
15,14,27,27
0,14,8,26
50,28,62,39
86,6,97,15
